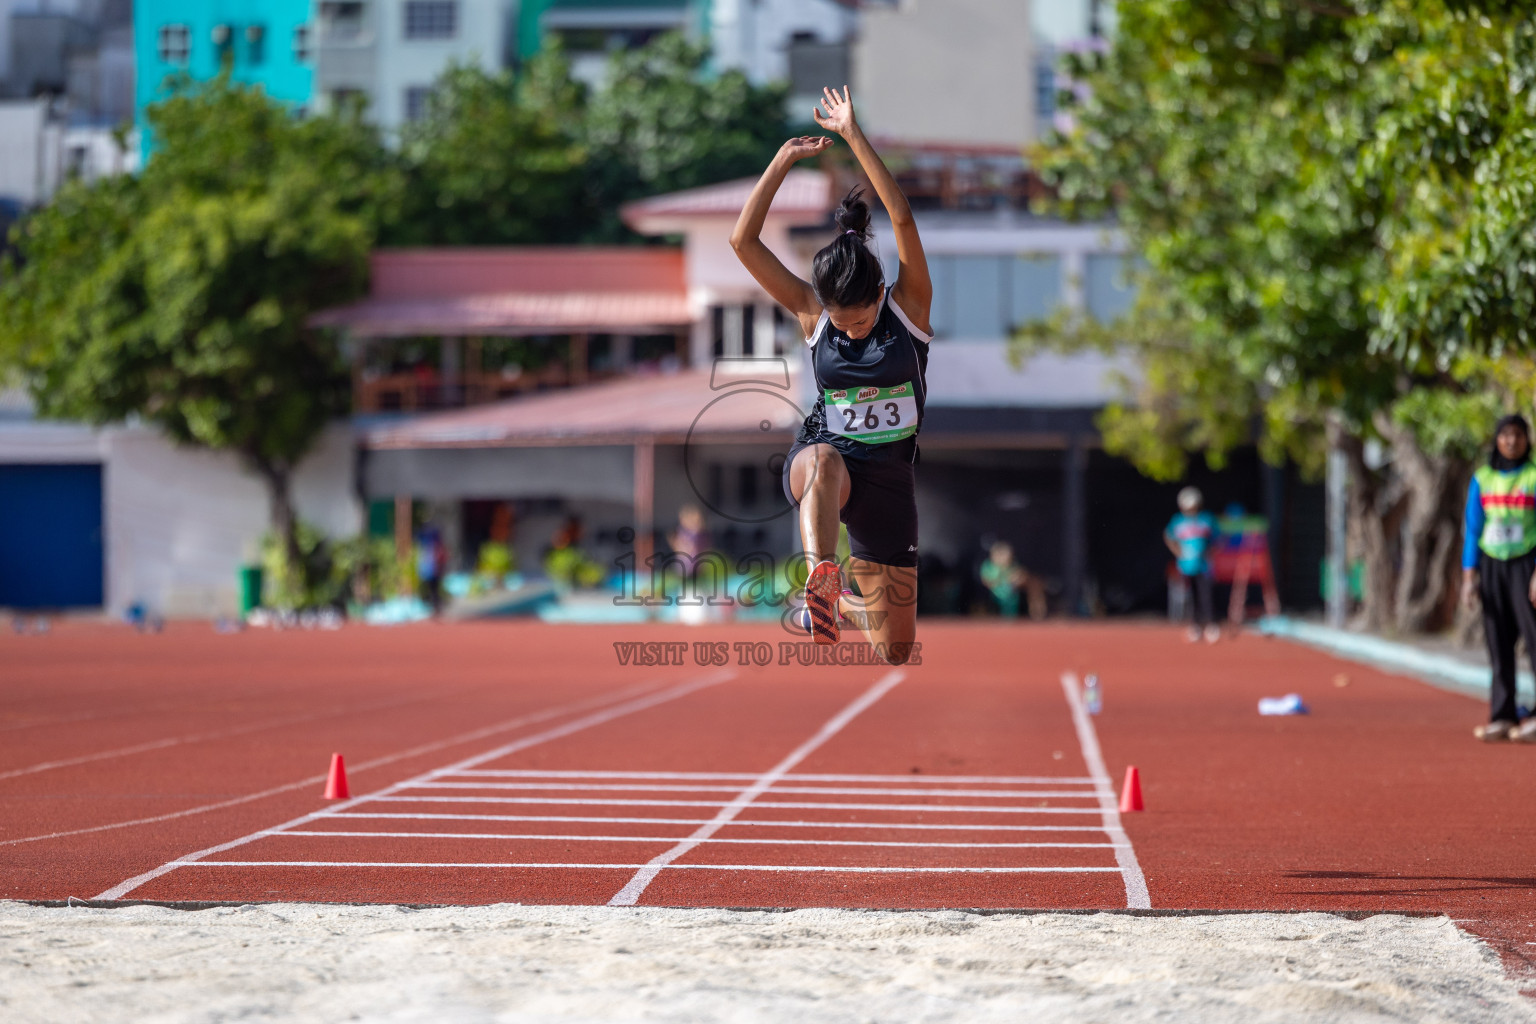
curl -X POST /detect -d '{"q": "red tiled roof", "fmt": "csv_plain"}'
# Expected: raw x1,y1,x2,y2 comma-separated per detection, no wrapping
311,247,689,336
366,248,685,299
312,292,691,338
621,169,831,229
364,367,806,449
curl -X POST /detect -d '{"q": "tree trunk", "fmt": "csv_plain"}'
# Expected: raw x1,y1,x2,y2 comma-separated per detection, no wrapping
1377,415,1470,634
1341,421,1471,637
1341,433,1401,633
251,456,301,569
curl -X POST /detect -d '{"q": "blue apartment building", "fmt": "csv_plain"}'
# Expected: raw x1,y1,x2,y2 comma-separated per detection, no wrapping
133,0,314,151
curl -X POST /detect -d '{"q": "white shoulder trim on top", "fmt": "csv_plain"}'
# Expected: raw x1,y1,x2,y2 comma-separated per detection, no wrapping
805,309,831,347
886,290,933,344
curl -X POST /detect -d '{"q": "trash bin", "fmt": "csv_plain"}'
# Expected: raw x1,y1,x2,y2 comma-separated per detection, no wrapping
238,564,264,616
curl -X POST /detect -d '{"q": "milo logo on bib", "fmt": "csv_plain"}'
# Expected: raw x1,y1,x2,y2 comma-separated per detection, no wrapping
825,381,918,445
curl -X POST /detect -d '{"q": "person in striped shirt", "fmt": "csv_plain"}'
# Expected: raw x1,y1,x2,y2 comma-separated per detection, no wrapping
1463,414,1536,741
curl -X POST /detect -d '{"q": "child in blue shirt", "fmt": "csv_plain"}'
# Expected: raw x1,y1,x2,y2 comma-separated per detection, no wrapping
1165,487,1220,642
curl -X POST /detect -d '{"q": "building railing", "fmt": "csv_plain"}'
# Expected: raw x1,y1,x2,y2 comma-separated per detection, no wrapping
354,367,613,414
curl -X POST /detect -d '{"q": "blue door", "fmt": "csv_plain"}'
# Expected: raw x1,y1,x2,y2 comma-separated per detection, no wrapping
0,463,105,608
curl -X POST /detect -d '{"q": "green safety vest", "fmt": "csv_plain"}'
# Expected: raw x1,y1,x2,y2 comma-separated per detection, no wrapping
1475,463,1536,560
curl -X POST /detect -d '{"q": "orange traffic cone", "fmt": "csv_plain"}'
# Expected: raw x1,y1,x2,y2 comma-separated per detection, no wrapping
1118,765,1143,813
323,752,350,800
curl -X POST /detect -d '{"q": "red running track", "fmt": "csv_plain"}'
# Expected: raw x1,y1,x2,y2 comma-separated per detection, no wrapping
4,621,1536,982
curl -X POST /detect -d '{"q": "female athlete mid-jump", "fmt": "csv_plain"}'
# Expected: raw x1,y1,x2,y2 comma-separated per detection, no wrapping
729,86,933,666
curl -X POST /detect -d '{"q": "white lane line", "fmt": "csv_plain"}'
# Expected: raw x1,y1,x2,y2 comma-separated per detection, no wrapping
0,690,453,781
608,670,904,906
329,813,1113,833
91,670,734,899
183,860,1121,874
451,770,1096,784
370,796,1102,814
8,676,676,849
274,830,1126,849
405,782,1102,799
1061,672,1151,910
408,786,1105,798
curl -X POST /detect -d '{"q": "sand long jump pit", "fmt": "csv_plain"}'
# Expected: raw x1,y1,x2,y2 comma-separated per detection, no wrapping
3,902,1532,1023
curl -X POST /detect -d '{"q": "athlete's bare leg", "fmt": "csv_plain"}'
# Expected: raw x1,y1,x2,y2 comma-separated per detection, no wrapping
843,559,917,665
788,444,850,563
789,444,917,663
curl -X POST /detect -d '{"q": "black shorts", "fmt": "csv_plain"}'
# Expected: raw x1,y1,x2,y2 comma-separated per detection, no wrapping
782,441,918,568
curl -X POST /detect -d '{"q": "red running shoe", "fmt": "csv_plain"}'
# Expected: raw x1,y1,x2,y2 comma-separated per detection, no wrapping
804,560,842,645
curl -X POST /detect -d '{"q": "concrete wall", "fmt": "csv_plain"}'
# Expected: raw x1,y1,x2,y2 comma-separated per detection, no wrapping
853,0,1034,147
0,99,55,203
0,421,361,617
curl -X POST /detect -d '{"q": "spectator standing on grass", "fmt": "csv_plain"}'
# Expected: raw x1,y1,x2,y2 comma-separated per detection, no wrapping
1165,487,1220,643
1462,414,1536,742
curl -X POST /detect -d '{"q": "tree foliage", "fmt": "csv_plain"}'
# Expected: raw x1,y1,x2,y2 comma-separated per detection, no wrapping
390,51,591,245
583,33,789,214
1020,0,1536,631
0,76,399,559
388,34,788,244
0,33,790,569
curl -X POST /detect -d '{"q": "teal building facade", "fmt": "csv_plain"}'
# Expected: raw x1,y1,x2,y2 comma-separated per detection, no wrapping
134,0,314,151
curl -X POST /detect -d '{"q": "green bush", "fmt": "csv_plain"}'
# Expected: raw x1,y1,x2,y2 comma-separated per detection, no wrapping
477,541,515,579
261,524,404,611
543,546,604,589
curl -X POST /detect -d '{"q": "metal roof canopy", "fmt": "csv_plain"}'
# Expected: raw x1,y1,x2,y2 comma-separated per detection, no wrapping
362,363,805,451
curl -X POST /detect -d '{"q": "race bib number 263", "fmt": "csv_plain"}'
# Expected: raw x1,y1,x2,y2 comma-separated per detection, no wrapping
825,382,918,445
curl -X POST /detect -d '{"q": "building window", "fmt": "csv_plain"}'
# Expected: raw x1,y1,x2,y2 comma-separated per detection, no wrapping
404,1,457,40
404,86,432,122
1086,254,1136,321
1009,255,1063,327
245,24,266,65
293,25,311,62
926,253,1066,340
320,1,366,41
211,23,234,67
158,24,190,64
1035,48,1057,122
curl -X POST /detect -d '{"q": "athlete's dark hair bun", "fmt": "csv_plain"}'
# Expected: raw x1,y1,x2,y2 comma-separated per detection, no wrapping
833,188,871,241
813,187,882,310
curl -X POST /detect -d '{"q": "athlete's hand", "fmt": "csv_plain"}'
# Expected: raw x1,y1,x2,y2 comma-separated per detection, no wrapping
813,86,858,137
778,135,833,164
1527,571,1536,608
1463,569,1479,612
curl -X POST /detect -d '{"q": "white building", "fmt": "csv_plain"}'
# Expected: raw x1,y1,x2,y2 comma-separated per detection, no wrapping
312,0,513,133
706,0,855,113
0,97,138,207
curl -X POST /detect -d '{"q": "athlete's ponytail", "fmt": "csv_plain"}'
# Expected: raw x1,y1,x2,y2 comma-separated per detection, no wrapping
812,187,884,311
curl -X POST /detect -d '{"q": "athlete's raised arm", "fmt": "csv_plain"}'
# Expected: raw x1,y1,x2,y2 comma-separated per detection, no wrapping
813,86,932,336
730,136,833,340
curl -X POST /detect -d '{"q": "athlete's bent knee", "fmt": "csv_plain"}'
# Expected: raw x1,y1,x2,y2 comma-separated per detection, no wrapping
877,637,917,666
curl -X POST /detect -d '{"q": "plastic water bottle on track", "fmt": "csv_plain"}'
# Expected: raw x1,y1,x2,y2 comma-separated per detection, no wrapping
1083,674,1102,715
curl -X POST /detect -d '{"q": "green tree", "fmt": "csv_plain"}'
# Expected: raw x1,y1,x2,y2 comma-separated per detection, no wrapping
1020,0,1536,633
390,34,789,244
390,50,592,245
582,32,789,237
0,76,400,564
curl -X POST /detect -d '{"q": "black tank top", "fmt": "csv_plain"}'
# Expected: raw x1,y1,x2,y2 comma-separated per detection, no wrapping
796,288,931,464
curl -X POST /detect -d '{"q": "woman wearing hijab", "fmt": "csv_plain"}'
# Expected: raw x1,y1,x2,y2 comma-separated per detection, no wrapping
1463,414,1536,741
